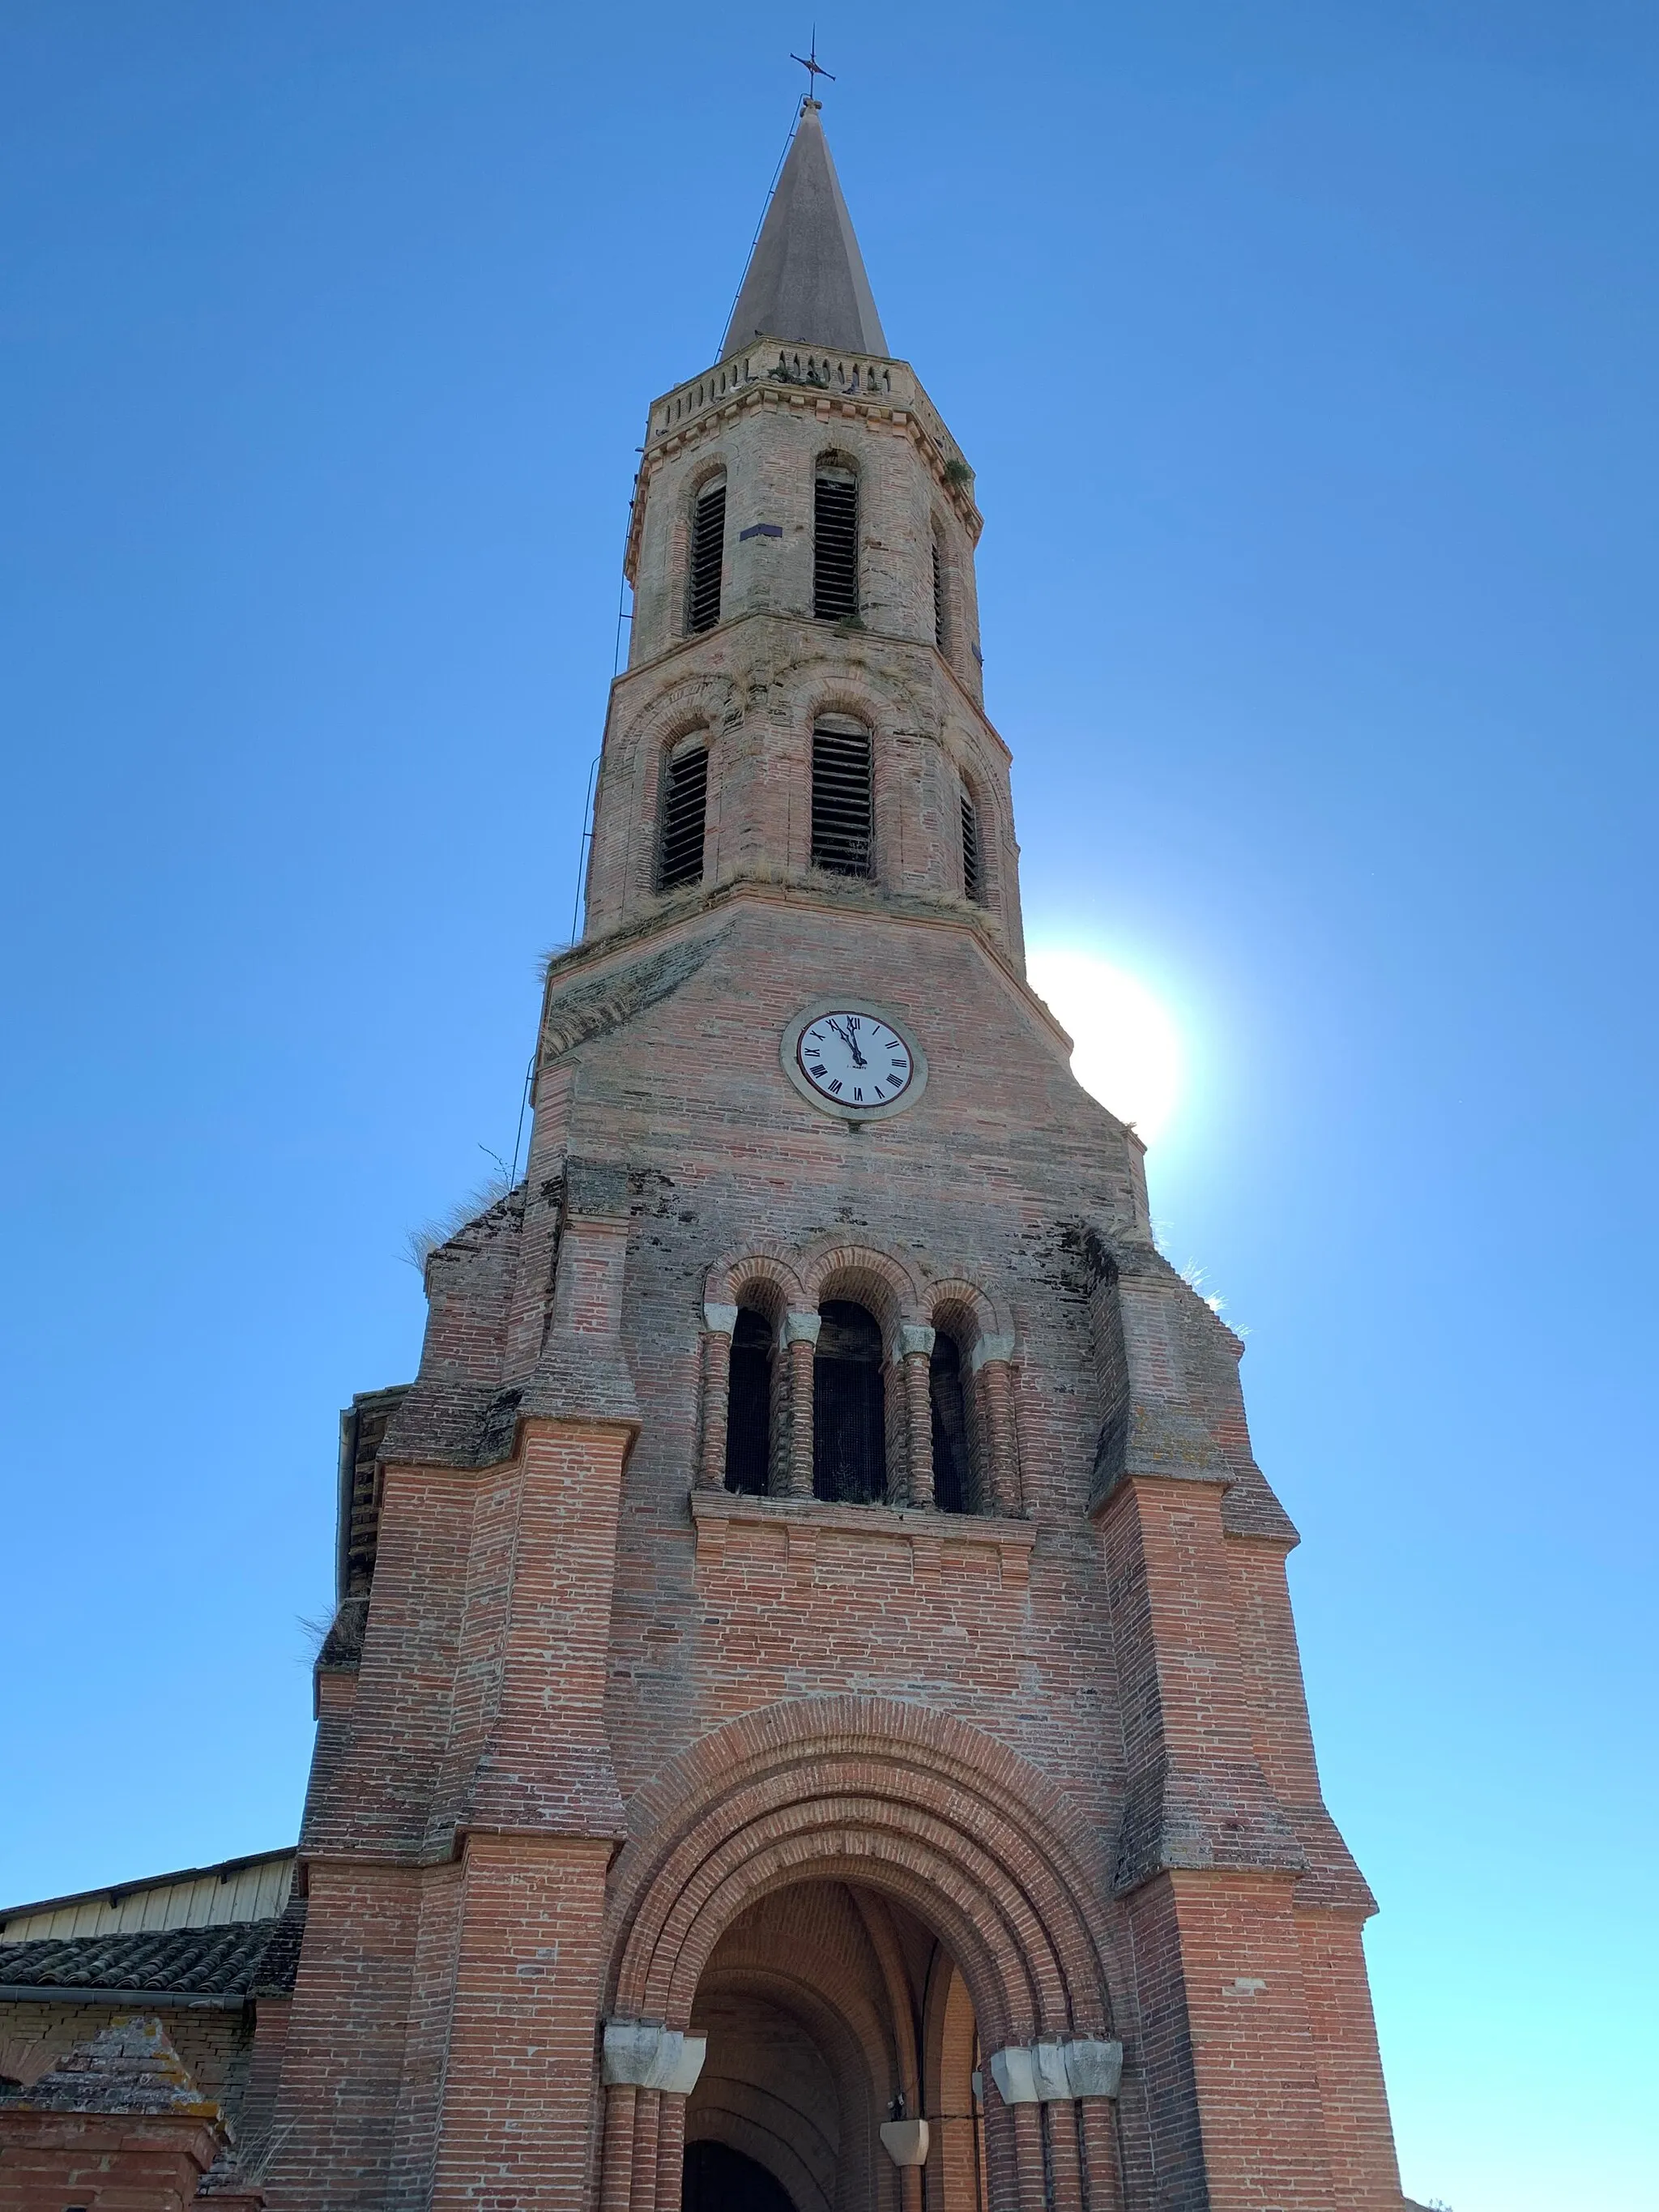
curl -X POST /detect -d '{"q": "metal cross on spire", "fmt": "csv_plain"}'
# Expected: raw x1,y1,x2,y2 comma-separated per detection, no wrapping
789,32,835,101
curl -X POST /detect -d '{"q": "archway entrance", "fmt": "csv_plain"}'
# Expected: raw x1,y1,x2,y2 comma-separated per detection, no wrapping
682,2142,797,2212
683,1880,986,2212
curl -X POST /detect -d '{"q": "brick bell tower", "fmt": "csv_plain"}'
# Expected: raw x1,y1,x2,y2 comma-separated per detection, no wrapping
264,98,1409,2212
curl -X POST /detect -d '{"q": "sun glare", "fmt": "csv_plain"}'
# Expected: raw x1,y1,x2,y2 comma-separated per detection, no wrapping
1026,944,1184,1145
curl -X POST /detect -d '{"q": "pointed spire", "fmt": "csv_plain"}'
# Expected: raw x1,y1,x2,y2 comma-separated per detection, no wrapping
722,100,889,358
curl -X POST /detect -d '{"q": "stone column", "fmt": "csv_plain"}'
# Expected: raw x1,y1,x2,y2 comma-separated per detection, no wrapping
898,1324,936,1507
653,2090,687,2212
969,1335,1019,1514
980,2091,1020,2212
1077,2099,1124,2212
630,2089,662,2212
597,2026,706,2212
1012,2103,1047,2212
599,2084,638,2212
1045,2098,1086,2212
697,1304,736,1490
782,1311,821,1498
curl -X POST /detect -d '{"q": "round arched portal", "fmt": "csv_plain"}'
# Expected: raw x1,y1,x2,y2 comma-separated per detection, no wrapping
599,1698,1124,2212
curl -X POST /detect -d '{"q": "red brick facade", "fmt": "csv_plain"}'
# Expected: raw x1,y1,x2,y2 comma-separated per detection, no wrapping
246,101,1409,2212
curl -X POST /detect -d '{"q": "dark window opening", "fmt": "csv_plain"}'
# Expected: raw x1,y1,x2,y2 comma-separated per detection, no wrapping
724,1309,773,1497
684,2144,797,2212
930,1334,971,1514
813,466,859,621
960,789,984,904
932,536,947,648
686,480,726,634
811,724,872,878
814,1300,886,1505
658,743,708,890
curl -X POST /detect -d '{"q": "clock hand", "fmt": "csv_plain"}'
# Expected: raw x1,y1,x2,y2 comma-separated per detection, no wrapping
827,1017,868,1067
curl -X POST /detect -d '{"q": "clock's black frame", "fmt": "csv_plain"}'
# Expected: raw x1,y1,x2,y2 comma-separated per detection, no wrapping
780,999,930,1123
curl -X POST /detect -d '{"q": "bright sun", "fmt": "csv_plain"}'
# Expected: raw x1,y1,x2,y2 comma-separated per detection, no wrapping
1025,944,1184,1145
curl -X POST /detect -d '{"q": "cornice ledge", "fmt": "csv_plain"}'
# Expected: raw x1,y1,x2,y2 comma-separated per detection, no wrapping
608,610,1003,752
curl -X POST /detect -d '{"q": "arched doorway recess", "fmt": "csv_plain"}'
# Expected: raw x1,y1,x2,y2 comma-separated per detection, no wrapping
599,1699,1124,2212
684,1879,983,2212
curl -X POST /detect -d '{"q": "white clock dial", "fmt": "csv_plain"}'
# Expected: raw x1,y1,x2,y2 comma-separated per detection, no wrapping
796,1010,914,1111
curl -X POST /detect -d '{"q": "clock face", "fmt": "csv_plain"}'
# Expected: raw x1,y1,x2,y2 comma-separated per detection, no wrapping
795,1010,915,1111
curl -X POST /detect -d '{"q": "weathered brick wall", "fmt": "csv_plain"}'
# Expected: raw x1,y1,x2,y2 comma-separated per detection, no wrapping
626,365,982,691
0,2007,249,2124
584,620,1017,959
266,321,1406,2210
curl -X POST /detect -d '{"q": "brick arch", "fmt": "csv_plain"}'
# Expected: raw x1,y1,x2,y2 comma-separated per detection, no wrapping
797,1242,925,1335
606,1698,1115,2054
922,1277,1013,1356
609,672,741,780
684,451,730,502
656,1829,1038,2048
704,1249,808,1322
776,645,933,746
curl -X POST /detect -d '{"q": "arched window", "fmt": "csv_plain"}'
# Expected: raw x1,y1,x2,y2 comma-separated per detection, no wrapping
812,459,859,621
929,1332,971,1514
959,781,984,905
724,1308,773,1496
686,476,727,634
813,1300,886,1504
811,718,873,878
658,737,708,890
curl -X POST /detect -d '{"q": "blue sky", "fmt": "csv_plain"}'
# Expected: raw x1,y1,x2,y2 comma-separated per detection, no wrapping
2,7,1655,2208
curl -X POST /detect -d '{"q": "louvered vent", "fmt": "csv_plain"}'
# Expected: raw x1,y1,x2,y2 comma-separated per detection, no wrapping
813,466,859,621
658,743,708,890
932,537,947,648
961,790,984,903
686,480,726,634
812,724,872,878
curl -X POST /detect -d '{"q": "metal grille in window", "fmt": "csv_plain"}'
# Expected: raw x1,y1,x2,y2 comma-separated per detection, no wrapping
813,1301,886,1505
813,468,859,621
930,1334,970,1514
961,790,984,904
686,481,726,634
658,744,708,890
724,1309,772,1497
932,537,947,648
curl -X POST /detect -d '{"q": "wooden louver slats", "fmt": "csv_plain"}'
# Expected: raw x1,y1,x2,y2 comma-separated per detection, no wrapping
812,472,859,621
961,791,983,904
687,482,726,634
659,745,708,889
811,727,873,878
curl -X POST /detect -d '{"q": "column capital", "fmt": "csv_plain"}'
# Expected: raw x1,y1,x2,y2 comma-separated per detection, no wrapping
987,2038,1123,2105
967,1332,1016,1372
600,2022,707,2096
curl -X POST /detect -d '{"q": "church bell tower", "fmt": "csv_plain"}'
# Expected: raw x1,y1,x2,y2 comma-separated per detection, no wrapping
266,98,1410,2212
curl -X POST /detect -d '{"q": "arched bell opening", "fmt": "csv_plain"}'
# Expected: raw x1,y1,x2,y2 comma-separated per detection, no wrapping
812,1301,887,1505
684,1880,987,2212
